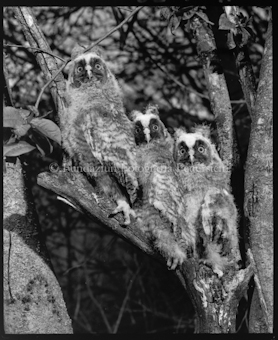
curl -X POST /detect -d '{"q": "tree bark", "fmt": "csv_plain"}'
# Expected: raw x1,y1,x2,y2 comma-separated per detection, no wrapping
38,168,253,333
244,15,273,333
3,159,73,334
190,13,240,177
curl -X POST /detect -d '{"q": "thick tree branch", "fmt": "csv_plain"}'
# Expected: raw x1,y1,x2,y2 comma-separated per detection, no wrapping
223,6,257,120
190,13,240,177
38,168,253,333
244,14,273,333
37,170,155,258
12,7,66,113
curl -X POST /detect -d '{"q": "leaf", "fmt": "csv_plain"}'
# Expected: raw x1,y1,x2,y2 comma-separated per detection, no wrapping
3,127,13,144
196,12,214,25
28,127,54,156
169,15,181,35
183,9,196,21
224,6,239,24
227,31,236,49
219,13,236,31
13,124,31,137
30,118,61,145
35,141,53,157
4,141,36,157
160,7,171,20
4,106,26,128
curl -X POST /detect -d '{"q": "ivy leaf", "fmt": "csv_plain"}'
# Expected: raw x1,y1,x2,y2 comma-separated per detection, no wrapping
4,141,36,157
30,118,61,145
219,13,236,31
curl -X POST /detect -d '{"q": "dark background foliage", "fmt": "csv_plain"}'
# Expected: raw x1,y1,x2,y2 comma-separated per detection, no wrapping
3,6,268,333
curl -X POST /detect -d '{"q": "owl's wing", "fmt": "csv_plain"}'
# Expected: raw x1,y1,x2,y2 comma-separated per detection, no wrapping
82,110,138,203
146,163,195,249
199,188,241,273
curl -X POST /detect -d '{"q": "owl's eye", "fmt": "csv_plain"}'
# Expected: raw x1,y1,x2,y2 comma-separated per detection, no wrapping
152,124,158,131
198,146,205,153
76,66,83,73
179,147,185,155
95,63,103,70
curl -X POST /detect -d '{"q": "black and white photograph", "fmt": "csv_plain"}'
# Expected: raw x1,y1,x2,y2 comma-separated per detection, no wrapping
3,5,273,334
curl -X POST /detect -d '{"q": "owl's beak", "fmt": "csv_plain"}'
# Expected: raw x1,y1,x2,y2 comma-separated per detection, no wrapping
189,150,195,164
144,128,151,143
87,70,93,79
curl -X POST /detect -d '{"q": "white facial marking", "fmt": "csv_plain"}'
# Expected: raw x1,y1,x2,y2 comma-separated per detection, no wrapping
134,112,157,128
75,52,100,63
85,64,93,78
135,112,158,143
144,127,151,142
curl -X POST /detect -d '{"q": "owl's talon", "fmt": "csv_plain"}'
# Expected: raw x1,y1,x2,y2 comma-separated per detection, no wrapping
112,199,136,225
167,257,181,270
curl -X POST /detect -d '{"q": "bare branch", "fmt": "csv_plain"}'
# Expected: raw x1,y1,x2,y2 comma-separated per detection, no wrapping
4,44,66,62
84,6,144,53
112,266,141,333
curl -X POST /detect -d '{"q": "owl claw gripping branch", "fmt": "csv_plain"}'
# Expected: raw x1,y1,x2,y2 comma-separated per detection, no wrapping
60,44,138,225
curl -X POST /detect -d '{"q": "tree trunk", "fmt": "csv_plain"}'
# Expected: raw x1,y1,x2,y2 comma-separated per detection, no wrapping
244,15,273,333
3,158,73,334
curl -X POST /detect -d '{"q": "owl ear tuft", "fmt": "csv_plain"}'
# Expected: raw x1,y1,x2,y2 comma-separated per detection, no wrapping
91,46,103,57
192,124,211,139
144,103,159,116
129,110,142,121
71,43,86,60
173,127,187,141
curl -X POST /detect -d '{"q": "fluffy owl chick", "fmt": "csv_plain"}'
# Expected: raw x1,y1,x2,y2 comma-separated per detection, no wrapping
130,104,173,151
130,108,194,269
173,127,241,276
136,142,195,270
60,45,138,225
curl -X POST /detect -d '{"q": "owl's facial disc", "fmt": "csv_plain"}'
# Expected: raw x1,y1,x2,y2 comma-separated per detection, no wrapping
73,55,107,87
134,114,165,145
175,135,210,167
175,141,191,166
134,121,147,145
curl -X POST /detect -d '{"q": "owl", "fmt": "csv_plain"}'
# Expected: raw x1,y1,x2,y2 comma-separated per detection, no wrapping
60,44,138,224
130,104,173,149
173,127,241,276
130,107,195,269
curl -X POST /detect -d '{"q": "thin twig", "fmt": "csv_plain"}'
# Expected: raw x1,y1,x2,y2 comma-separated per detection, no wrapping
34,60,70,110
4,44,66,62
117,7,133,12
112,266,141,333
84,6,144,53
3,53,14,107
83,261,112,333
33,6,144,110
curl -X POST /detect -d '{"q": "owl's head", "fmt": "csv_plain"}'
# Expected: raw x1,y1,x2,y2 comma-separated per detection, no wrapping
67,45,112,89
173,127,223,167
130,104,170,145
